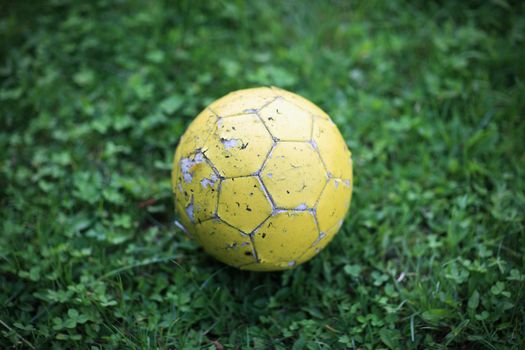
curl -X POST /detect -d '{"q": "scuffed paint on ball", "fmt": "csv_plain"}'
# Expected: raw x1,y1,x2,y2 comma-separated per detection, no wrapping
172,87,353,271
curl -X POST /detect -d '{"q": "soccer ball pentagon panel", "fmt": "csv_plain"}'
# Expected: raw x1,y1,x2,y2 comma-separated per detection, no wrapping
172,87,353,271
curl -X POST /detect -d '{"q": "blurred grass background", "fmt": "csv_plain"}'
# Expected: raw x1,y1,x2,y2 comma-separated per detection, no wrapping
1,0,524,348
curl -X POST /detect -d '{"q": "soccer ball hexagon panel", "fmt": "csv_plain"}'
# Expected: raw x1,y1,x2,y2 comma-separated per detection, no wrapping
172,87,353,271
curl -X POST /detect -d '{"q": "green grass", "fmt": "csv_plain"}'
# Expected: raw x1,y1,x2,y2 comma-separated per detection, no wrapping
1,0,524,348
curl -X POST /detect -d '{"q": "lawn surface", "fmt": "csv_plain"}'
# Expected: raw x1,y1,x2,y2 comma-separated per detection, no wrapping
1,1,524,349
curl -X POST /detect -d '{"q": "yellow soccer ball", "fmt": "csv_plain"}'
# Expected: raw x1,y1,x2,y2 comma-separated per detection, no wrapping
172,87,353,271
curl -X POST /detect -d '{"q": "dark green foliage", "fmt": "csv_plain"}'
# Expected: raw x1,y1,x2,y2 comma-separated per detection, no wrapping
1,0,524,348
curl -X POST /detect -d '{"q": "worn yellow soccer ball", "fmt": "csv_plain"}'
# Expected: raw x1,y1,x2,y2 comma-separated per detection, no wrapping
172,87,352,271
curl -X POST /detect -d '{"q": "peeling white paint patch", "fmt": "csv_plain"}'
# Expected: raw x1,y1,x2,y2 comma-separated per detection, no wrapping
272,209,288,216
185,197,195,223
295,203,308,210
319,231,327,239
266,173,273,178
343,179,351,187
243,108,258,113
200,173,219,188
310,139,319,150
195,152,204,162
287,260,296,267
180,152,205,183
221,138,239,149
334,180,339,189
240,241,250,247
